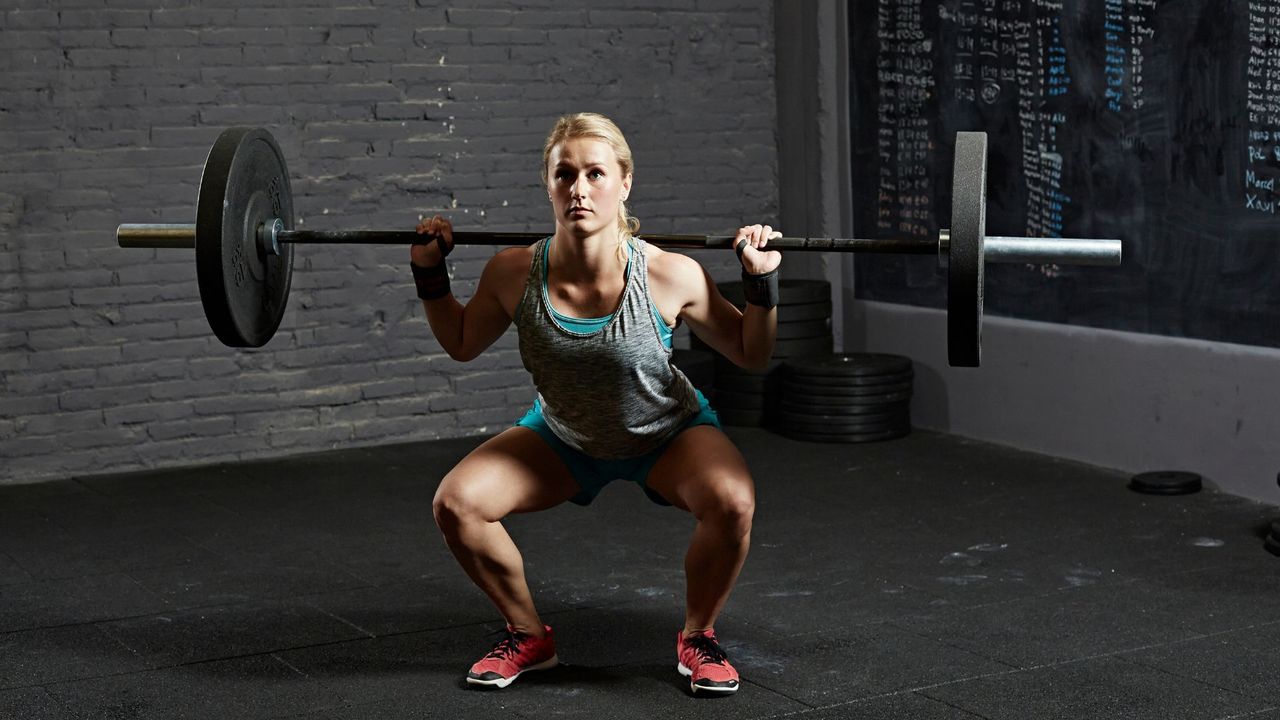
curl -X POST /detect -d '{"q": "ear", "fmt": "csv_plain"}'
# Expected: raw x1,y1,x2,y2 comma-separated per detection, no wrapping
622,173,632,200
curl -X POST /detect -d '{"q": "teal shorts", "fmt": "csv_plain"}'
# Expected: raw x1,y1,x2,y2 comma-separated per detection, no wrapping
514,389,721,507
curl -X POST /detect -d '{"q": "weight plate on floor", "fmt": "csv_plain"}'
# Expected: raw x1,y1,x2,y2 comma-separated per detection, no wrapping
715,407,767,426
779,409,908,429
776,317,833,340
196,127,294,348
716,372,779,393
715,354,781,370
780,404,909,424
718,279,830,306
671,348,715,390
784,384,911,400
782,386,912,405
783,378,913,397
773,335,832,358
783,385,912,403
1128,471,1202,496
714,357,784,393
776,300,833,322
784,372,913,389
779,398,909,417
783,353,912,379
782,423,911,440
671,348,713,368
713,389,768,410
715,373,779,395
1266,533,1280,558
777,426,910,444
948,131,986,367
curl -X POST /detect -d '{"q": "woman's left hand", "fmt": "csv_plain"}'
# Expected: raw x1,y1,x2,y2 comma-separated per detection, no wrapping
735,224,782,275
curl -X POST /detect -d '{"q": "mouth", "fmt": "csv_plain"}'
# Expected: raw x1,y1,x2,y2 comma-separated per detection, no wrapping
567,206,590,216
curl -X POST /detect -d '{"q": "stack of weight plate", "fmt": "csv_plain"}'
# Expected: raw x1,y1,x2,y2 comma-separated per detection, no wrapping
711,358,783,426
776,353,913,443
693,280,833,426
670,348,716,399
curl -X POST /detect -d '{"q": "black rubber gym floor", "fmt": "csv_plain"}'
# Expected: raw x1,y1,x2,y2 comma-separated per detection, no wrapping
2,427,1278,719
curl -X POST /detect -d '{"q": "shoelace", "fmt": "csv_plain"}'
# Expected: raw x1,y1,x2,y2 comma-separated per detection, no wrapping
684,633,728,666
484,628,525,661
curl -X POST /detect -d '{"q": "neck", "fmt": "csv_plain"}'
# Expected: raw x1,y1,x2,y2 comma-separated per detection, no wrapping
551,226,627,281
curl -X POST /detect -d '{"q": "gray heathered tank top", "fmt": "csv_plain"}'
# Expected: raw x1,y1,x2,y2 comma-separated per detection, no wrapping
515,235,701,459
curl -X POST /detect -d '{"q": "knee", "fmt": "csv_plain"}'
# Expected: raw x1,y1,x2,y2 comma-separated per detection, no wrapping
701,478,755,536
432,480,486,533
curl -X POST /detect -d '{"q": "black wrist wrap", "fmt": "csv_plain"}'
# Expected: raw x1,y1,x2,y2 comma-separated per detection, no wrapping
411,262,451,301
741,267,779,310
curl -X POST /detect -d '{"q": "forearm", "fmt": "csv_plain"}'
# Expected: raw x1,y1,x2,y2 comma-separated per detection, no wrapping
740,304,776,371
422,294,470,360
730,223,782,370
737,258,780,370
412,257,472,360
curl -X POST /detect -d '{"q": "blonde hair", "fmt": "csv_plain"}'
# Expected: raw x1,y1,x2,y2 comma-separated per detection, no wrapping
542,113,641,258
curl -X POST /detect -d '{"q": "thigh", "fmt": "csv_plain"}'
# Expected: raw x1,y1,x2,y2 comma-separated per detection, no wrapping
644,425,755,515
435,426,581,521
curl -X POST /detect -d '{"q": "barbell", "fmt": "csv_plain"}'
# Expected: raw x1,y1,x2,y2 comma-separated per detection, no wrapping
115,127,1121,366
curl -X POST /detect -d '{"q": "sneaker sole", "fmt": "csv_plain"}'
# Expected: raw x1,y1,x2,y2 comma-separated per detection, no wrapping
467,655,559,689
677,662,740,694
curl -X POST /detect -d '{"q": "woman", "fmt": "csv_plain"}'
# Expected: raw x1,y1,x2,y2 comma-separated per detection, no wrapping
411,112,780,695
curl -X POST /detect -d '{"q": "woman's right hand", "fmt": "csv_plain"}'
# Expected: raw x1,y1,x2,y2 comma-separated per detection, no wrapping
412,214,454,267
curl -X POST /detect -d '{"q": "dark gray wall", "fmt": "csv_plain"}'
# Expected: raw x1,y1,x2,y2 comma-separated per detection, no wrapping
0,1,778,483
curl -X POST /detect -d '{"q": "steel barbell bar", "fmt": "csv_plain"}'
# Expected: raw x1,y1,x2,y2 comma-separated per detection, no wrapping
116,223,1119,265
114,127,1122,365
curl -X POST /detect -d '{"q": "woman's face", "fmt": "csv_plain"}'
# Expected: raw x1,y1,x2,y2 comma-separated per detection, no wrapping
546,137,631,239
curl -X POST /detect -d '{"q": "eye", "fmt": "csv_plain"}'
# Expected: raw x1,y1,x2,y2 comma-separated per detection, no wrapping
588,169,605,180
554,170,572,182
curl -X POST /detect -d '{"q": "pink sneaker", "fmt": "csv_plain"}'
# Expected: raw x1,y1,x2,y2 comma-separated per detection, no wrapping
466,625,558,688
676,628,740,694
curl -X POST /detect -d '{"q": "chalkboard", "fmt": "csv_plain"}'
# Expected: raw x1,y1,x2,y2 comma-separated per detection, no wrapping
851,0,1280,349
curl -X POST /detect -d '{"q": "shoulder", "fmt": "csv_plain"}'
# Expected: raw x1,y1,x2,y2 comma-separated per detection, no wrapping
481,243,538,317
479,243,536,299
485,243,537,279
642,242,710,318
643,242,704,287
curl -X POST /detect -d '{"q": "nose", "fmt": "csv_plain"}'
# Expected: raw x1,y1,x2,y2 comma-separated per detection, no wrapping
569,174,587,200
